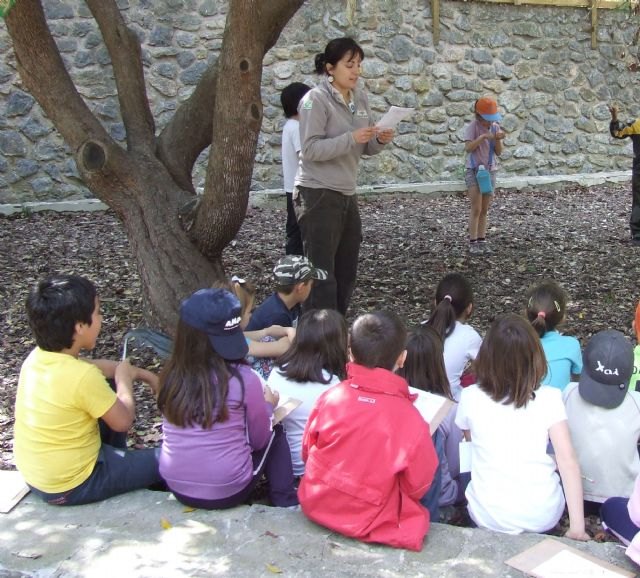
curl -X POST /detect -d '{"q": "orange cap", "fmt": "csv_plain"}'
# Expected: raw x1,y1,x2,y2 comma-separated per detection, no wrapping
475,97,502,121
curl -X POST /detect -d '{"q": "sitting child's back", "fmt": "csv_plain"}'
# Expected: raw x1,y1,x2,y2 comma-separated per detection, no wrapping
563,330,640,503
298,311,438,551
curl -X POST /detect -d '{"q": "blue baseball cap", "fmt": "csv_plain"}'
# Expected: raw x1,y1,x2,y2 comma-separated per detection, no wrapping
180,288,248,361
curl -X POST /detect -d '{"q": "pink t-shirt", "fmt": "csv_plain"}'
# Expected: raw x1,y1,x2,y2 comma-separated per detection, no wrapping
464,120,500,170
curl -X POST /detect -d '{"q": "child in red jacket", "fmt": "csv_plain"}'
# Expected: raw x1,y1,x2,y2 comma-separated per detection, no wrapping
298,310,438,551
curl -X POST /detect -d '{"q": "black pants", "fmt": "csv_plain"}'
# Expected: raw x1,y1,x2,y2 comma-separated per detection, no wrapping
285,192,304,255
294,186,361,315
630,159,640,239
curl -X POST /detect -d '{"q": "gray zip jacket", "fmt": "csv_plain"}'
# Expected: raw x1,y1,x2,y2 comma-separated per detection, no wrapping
295,77,385,196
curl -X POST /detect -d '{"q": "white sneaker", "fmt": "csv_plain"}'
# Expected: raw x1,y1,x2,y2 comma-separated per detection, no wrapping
468,243,481,254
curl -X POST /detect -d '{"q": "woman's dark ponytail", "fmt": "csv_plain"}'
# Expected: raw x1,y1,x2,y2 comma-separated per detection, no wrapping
314,53,326,75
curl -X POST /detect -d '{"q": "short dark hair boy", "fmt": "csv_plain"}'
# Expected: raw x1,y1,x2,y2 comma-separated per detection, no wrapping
27,274,96,351
280,82,312,119
298,310,438,551
14,274,162,506
280,82,312,256
245,255,327,331
350,311,407,370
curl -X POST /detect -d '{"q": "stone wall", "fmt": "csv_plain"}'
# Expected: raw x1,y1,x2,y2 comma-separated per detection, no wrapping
1,0,639,204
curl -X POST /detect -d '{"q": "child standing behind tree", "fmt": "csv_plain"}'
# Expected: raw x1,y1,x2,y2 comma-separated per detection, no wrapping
609,104,640,246
424,273,482,401
281,82,311,255
525,280,582,391
299,311,438,551
456,314,588,538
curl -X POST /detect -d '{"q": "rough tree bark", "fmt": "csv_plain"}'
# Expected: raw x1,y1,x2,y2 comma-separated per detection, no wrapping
4,0,305,330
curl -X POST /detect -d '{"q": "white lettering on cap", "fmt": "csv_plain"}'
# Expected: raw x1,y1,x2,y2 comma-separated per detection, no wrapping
225,316,242,330
595,360,619,376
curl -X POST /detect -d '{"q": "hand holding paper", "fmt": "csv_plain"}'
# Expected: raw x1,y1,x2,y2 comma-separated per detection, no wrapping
376,106,414,129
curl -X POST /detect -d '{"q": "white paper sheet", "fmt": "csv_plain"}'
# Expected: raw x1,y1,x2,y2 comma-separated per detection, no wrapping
531,549,628,577
376,106,414,129
408,387,453,431
459,441,473,473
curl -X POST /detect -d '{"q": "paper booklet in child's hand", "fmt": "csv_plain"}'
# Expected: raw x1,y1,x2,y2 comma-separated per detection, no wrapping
273,398,302,426
408,387,454,432
0,470,30,514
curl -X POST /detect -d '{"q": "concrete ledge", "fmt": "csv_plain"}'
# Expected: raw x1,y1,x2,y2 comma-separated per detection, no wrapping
0,491,636,577
0,171,632,216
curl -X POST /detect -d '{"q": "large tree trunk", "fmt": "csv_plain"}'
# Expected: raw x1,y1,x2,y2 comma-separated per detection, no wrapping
5,0,305,331
76,149,224,330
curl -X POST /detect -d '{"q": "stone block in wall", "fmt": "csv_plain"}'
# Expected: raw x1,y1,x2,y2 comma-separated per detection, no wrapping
0,131,26,157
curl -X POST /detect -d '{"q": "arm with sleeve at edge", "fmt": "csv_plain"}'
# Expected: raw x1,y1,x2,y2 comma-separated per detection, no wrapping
244,375,273,451
444,416,463,480
363,96,385,156
100,361,136,432
89,358,159,395
571,337,583,375
399,420,438,499
464,133,487,153
248,336,291,359
301,401,321,463
299,97,355,162
87,358,118,379
549,419,589,540
611,118,640,139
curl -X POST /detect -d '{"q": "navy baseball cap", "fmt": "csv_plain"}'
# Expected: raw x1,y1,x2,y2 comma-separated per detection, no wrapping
578,330,633,409
180,288,248,361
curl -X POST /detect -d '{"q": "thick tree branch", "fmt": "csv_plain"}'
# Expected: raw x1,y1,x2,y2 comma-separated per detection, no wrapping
157,0,305,191
5,0,113,150
255,0,306,47
156,64,219,193
86,0,156,153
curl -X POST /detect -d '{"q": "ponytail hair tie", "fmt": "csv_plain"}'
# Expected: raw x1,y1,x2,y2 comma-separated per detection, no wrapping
443,295,453,302
537,311,546,319
231,275,246,285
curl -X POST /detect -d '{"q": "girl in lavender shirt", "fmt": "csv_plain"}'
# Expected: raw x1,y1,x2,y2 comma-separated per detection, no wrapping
157,288,298,509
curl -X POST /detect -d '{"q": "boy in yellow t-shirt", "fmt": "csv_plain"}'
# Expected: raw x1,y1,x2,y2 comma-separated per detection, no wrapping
14,274,163,505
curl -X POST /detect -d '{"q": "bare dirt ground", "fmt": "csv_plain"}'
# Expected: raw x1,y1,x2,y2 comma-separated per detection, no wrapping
1,183,638,538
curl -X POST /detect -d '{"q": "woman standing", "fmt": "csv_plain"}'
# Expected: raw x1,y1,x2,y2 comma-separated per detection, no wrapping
294,37,393,314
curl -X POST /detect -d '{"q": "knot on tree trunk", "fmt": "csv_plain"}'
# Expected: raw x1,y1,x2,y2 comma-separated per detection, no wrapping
78,140,108,173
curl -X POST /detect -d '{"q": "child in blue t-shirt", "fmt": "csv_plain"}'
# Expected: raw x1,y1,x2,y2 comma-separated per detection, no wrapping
525,280,582,391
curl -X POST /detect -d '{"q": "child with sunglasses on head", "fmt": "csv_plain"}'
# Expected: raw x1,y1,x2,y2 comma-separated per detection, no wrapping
525,280,582,391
